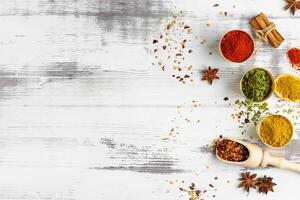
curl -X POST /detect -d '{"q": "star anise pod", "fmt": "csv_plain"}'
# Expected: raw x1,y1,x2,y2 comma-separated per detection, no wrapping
238,172,258,193
285,0,300,15
256,175,276,194
201,66,219,85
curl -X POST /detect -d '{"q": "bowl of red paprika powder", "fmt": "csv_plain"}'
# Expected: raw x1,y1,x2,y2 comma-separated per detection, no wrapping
219,30,255,63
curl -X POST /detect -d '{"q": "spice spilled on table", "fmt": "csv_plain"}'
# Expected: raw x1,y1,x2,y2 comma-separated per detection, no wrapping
230,99,270,134
152,11,195,84
287,48,300,70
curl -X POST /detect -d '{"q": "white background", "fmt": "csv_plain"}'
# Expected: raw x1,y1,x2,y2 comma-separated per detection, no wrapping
0,0,299,199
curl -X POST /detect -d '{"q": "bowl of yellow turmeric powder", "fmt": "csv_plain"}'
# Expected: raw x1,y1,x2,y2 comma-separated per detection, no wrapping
274,74,300,102
257,114,294,148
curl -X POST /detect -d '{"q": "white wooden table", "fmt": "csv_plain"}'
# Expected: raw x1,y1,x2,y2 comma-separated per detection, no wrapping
0,0,299,199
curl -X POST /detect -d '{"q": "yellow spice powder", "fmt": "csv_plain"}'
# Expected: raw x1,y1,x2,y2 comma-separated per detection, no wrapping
275,74,300,101
260,115,293,147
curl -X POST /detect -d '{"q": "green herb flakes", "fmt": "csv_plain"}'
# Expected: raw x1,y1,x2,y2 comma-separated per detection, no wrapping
241,68,273,102
231,99,270,131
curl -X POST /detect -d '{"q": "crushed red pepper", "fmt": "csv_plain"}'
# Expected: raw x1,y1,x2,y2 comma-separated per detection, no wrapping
216,139,249,162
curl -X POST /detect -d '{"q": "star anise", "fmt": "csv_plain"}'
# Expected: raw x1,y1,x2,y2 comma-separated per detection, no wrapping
256,175,276,194
285,0,300,15
201,66,219,85
238,172,258,192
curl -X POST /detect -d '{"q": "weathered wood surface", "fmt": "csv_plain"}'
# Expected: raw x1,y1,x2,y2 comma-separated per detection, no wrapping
0,0,299,199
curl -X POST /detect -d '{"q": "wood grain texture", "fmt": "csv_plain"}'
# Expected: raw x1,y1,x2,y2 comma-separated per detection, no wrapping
0,0,299,200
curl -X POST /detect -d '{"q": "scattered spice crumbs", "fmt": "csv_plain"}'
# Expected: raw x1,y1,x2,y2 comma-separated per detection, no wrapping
152,11,196,84
168,179,220,200
161,126,180,141
162,100,202,141
179,183,204,200
219,11,228,16
275,100,300,126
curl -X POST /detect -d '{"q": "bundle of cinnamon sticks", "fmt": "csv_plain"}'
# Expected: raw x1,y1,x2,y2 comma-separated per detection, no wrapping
250,13,284,48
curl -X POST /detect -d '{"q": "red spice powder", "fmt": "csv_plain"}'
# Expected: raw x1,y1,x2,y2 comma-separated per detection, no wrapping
220,30,254,63
287,48,300,69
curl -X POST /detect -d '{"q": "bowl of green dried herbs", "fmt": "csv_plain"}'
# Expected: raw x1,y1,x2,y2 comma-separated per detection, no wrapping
240,68,274,103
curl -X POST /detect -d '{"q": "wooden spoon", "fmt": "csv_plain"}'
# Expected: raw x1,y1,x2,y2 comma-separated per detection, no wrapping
215,137,300,173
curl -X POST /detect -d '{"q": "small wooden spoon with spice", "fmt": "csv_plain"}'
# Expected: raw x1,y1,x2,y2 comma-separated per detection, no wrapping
215,137,300,173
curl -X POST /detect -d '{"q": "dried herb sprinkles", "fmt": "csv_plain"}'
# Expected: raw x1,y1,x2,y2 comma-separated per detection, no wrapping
168,177,221,200
152,11,194,84
231,99,270,134
162,100,202,141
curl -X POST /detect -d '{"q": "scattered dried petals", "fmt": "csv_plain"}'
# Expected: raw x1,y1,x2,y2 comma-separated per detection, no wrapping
151,11,195,84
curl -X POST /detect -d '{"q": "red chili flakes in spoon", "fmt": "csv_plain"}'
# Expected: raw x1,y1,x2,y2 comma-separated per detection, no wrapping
216,139,249,162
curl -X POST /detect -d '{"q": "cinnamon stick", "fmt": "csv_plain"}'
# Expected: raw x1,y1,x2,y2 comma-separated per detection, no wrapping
254,15,279,48
250,13,284,48
250,19,260,30
259,13,284,44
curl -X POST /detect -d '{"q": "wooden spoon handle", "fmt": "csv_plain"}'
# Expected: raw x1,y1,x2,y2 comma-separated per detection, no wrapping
265,153,300,173
281,162,300,173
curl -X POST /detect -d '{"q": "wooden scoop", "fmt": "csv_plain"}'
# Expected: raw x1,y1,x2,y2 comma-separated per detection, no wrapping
216,137,300,173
